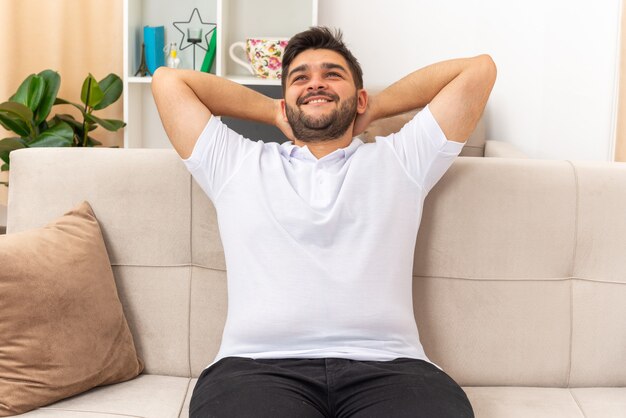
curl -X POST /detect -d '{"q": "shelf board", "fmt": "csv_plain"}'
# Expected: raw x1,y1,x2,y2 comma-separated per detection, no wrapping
226,75,282,86
127,74,283,87
127,76,152,84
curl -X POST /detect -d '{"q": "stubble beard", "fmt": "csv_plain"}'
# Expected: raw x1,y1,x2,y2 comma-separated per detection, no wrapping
285,93,358,143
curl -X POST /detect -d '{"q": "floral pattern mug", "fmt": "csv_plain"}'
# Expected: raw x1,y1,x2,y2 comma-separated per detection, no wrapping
229,37,289,79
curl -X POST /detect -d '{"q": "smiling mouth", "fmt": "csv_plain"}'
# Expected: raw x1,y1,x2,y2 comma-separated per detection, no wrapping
298,93,338,106
305,98,332,105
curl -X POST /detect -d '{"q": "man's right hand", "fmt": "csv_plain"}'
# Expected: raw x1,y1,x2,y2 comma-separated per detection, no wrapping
274,100,296,142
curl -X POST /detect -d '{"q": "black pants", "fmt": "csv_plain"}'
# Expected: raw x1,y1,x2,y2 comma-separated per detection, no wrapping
190,357,474,417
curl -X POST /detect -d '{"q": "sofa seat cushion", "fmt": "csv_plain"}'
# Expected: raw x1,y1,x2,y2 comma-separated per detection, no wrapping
179,379,198,418
18,375,191,418
570,388,626,418
465,386,626,418
18,380,626,417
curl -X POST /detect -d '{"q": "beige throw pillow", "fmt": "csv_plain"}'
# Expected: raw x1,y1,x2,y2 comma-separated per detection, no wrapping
0,201,143,416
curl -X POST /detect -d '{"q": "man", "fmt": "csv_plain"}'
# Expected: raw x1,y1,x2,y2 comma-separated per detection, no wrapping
152,26,495,418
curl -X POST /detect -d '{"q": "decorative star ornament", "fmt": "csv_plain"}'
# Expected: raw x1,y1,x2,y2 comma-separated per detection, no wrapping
173,8,216,51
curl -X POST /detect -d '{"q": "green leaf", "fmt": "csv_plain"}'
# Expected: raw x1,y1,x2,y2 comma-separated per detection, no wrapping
1,164,9,172
38,119,49,132
0,137,27,154
0,102,34,138
9,74,35,105
0,102,34,124
28,121,73,147
86,135,102,146
55,97,85,114
34,70,61,125
26,75,45,112
1,152,9,167
85,113,126,131
54,114,81,130
93,73,123,110
0,112,30,137
81,74,104,108
55,114,84,143
55,114,96,132
0,137,27,171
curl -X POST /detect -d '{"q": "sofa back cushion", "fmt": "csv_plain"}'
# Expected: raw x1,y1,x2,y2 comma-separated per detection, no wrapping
7,148,626,387
358,108,487,157
0,201,143,415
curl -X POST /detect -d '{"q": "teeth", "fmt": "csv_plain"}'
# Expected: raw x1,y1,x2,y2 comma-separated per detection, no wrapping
307,99,330,104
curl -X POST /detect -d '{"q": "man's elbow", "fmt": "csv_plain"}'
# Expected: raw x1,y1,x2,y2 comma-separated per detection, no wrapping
474,54,497,86
151,66,170,93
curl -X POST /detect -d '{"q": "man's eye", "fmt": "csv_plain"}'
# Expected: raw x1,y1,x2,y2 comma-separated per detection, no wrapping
293,75,307,82
327,72,342,78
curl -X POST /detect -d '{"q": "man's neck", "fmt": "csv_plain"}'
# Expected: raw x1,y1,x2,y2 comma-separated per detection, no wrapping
292,131,355,160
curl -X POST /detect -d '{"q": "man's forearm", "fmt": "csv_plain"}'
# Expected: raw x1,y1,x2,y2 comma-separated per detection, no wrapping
156,68,276,125
151,67,286,158
369,55,495,120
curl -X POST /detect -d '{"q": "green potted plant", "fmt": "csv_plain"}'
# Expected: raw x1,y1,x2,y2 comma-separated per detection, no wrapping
0,69,125,186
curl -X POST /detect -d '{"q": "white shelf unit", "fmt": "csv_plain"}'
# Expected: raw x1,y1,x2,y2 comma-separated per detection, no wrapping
123,0,318,149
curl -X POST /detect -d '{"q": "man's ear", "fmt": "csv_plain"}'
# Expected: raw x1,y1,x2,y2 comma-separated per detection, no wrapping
357,89,368,115
280,99,288,121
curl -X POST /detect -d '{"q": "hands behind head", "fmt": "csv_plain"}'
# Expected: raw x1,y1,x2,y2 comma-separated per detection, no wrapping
274,99,296,142
352,95,375,138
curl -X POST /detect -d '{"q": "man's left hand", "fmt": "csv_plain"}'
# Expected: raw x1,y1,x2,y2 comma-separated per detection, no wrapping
353,96,376,137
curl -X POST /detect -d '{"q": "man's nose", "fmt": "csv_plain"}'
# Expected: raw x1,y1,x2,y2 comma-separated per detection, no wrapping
307,74,328,90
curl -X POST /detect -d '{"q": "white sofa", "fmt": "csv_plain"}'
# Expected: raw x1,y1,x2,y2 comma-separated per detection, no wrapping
358,109,528,159
5,147,626,417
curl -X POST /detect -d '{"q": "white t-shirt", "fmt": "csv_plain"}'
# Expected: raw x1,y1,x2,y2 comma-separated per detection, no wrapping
182,105,465,369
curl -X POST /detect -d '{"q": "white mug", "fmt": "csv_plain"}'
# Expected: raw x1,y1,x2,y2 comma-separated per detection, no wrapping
228,37,289,79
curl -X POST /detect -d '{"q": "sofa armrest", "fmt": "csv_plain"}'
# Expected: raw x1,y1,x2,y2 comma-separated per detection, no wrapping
484,140,528,158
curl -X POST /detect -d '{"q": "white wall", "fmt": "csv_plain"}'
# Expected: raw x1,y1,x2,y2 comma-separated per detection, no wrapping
318,0,622,161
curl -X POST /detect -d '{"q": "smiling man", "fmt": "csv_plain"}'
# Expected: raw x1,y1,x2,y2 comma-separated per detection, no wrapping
152,26,495,418
282,48,365,146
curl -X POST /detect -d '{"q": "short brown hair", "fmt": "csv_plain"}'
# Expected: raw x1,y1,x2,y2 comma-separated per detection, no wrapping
281,27,363,91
